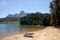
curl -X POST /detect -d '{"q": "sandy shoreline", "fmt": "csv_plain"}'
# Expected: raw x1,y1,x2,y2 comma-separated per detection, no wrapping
1,27,60,40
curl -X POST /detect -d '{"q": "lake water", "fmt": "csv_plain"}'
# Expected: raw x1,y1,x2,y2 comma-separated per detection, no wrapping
0,24,44,38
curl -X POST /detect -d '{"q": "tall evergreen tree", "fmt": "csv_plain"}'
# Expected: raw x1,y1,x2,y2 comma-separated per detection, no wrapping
50,0,60,26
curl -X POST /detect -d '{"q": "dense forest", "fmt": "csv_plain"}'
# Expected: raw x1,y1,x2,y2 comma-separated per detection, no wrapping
0,17,20,22
20,12,50,26
20,0,60,27
0,17,20,24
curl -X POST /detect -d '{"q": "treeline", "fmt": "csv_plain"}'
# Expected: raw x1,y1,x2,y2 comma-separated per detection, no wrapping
0,17,20,22
20,12,50,26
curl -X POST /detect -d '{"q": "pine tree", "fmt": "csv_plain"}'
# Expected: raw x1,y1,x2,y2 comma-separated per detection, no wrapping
50,0,60,26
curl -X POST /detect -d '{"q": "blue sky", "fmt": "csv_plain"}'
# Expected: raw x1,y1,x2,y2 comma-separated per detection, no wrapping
0,0,51,18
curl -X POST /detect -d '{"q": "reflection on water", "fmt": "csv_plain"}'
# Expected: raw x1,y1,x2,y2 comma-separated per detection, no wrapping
0,24,24,38
0,24,44,38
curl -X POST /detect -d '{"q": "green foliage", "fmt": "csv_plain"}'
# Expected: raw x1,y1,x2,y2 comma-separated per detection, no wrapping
20,12,50,26
0,17,20,22
0,17,20,24
50,0,60,26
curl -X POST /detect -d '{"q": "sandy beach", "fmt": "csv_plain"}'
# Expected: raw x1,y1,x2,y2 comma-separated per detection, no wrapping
1,27,60,40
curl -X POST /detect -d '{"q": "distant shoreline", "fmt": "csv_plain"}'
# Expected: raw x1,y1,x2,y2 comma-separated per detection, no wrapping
0,21,19,24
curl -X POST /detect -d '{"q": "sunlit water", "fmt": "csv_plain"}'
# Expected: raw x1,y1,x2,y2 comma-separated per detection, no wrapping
0,24,44,38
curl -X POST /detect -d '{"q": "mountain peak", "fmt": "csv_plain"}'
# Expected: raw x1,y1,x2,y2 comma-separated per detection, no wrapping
6,11,26,18
19,11,26,15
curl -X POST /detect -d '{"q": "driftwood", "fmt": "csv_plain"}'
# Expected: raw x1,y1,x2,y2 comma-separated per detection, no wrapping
24,33,34,38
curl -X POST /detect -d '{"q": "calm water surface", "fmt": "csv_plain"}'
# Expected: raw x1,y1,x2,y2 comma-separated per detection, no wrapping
0,24,44,38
